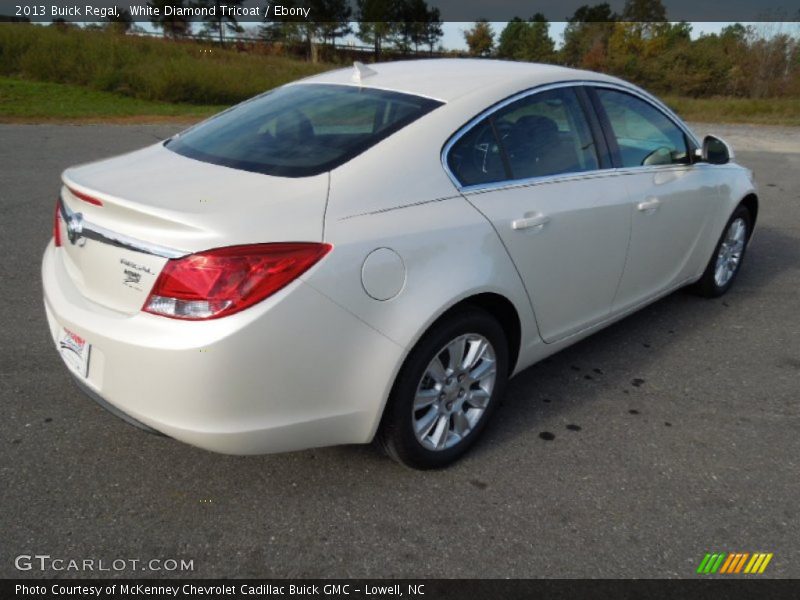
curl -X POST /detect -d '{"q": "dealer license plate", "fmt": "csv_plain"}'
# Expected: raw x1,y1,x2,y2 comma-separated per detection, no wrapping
58,327,91,379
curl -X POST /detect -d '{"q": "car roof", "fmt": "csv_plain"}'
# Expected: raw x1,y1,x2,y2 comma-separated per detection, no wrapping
297,58,624,103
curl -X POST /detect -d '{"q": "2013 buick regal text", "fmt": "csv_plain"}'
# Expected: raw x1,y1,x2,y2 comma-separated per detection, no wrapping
42,60,757,469
37,5,121,18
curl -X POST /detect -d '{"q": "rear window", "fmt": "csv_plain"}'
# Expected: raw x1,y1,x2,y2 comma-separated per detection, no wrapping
166,84,443,177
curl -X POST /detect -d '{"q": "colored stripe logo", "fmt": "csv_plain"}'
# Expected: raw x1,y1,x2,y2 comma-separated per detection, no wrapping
696,552,773,574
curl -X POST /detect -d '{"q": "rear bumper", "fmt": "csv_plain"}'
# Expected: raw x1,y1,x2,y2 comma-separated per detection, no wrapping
42,242,405,455
69,372,163,436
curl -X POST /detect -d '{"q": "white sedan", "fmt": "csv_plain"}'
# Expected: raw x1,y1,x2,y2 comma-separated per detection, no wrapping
43,59,757,468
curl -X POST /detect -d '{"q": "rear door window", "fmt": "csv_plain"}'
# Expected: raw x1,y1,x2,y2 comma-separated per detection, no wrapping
492,87,600,180
446,87,600,187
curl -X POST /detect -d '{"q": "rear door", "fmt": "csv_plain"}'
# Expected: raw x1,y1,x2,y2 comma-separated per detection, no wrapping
448,86,631,343
588,87,722,311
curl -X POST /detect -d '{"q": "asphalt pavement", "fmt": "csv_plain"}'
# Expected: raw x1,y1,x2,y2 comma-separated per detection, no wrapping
1,123,798,578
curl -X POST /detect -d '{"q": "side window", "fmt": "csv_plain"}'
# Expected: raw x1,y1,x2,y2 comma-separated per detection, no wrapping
447,87,600,187
446,117,508,186
492,87,599,180
596,89,689,168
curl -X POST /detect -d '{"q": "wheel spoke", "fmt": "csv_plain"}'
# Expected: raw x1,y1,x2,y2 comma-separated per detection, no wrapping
468,359,496,384
426,356,447,384
453,411,470,437
415,407,439,438
733,219,746,242
414,388,439,410
430,415,449,449
462,338,488,371
467,387,491,409
716,262,728,285
446,337,466,372
465,407,483,428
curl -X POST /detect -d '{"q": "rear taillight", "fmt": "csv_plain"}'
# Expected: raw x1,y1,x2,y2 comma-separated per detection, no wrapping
143,243,332,320
54,199,62,247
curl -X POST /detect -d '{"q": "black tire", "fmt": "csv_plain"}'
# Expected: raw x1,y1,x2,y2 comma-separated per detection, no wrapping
691,204,752,298
377,307,509,470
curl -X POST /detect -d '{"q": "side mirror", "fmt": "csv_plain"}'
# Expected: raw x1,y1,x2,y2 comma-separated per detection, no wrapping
697,135,734,165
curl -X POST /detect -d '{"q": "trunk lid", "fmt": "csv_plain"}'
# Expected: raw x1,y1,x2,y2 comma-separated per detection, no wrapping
57,143,329,314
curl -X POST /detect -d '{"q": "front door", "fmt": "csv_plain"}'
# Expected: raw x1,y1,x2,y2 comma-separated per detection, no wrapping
589,87,720,310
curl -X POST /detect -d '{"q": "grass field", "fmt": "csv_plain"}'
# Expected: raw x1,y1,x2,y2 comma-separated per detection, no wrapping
664,96,800,126
0,24,334,105
3,75,797,126
0,76,223,122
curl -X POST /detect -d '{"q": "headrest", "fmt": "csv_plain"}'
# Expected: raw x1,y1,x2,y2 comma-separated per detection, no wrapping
515,115,559,140
275,110,314,141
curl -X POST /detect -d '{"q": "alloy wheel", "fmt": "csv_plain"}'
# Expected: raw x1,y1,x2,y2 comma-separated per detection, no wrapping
412,334,497,451
714,217,747,287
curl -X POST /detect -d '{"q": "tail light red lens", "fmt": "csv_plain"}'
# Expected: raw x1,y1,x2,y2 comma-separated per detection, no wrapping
143,243,332,320
54,199,63,247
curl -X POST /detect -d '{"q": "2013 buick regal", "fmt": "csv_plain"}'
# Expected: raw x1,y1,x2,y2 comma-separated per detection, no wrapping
43,60,757,468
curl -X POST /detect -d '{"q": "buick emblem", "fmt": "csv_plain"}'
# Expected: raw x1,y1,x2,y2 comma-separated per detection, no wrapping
66,212,84,245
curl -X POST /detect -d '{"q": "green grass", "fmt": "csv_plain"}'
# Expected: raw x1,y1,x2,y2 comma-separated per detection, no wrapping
664,96,800,126
0,24,334,105
0,76,225,120
5,76,796,125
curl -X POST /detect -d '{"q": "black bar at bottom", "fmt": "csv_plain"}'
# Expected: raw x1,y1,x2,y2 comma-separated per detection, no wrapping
4,579,800,600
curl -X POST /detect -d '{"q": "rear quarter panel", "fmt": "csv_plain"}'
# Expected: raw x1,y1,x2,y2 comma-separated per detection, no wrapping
303,191,541,441
303,195,539,372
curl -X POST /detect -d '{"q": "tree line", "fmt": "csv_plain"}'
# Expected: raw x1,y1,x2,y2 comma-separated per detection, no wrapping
464,1,799,98
65,0,798,98
131,1,442,60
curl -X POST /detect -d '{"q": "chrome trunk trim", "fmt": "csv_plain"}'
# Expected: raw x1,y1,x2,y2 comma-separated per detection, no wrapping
59,197,188,259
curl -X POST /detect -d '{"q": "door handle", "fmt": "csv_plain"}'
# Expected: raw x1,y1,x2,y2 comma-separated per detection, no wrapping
512,213,550,231
637,198,661,212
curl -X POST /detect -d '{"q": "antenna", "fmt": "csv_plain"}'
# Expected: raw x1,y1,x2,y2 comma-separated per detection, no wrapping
352,61,377,83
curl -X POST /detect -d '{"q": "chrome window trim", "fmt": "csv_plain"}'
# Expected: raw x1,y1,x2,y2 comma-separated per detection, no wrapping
59,197,188,259
440,80,701,194
458,164,711,196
